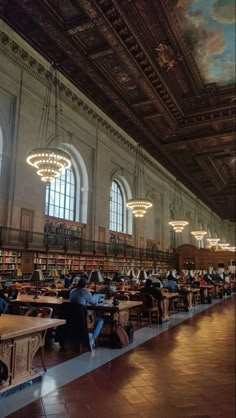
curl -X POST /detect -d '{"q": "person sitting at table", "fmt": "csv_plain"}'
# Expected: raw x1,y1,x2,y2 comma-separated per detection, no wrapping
141,278,164,321
199,277,207,286
151,275,164,289
69,277,104,351
164,274,179,293
0,295,8,314
112,271,123,283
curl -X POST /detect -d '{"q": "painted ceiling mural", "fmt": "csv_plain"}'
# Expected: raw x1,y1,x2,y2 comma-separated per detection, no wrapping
176,0,235,85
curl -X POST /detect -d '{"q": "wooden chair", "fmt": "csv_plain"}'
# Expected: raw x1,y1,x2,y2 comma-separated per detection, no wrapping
24,307,53,371
55,303,90,353
138,293,159,327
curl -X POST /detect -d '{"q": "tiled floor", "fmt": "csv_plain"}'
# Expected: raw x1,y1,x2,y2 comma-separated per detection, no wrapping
4,296,235,418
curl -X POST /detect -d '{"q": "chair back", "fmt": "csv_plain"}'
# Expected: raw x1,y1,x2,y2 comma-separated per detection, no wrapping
24,306,54,345
142,293,157,309
56,302,89,346
24,306,53,318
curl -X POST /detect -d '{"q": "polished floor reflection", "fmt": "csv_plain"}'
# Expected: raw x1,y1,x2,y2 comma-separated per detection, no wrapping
4,296,236,418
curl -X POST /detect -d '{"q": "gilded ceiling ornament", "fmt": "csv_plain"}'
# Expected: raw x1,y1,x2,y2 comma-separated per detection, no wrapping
155,43,182,72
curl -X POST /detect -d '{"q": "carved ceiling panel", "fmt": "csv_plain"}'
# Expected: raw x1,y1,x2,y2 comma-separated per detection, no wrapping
75,28,108,50
0,0,235,220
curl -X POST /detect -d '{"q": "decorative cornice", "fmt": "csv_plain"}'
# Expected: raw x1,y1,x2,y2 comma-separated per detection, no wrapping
0,25,175,184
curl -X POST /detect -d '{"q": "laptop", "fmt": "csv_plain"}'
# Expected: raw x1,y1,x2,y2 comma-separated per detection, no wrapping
92,293,105,304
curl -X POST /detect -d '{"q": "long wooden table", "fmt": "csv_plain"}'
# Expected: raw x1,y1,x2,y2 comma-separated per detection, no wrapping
10,296,143,331
0,314,65,393
11,295,142,311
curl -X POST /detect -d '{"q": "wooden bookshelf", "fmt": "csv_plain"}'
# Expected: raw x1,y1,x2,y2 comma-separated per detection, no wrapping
0,250,21,273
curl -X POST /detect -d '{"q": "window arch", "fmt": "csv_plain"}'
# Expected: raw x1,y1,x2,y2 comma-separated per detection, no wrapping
45,167,76,221
109,180,124,232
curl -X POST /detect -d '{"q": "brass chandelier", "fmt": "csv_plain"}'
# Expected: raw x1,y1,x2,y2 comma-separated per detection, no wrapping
191,230,207,241
169,180,188,233
27,65,71,182
126,145,153,217
206,211,220,247
191,199,207,242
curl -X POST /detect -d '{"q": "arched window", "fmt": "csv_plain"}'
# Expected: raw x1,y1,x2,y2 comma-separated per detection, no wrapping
45,167,76,221
109,180,124,232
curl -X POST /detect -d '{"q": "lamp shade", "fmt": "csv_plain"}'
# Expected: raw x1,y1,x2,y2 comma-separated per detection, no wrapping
49,269,59,278
30,269,44,282
127,269,135,279
16,268,23,277
137,269,148,280
88,270,104,284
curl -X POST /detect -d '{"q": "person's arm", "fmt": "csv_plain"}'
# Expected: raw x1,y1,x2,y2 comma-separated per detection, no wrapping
69,288,75,302
83,289,95,305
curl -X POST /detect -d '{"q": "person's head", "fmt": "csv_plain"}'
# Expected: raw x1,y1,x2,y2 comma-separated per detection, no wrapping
77,277,87,289
167,274,175,281
145,278,153,288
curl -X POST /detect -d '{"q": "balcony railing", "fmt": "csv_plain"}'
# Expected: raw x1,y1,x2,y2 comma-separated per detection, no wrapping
0,226,175,263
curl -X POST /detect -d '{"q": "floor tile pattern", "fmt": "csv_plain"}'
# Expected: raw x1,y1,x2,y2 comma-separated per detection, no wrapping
5,296,235,418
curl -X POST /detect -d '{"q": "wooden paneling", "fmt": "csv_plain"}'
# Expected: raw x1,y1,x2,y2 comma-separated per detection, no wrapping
176,244,235,270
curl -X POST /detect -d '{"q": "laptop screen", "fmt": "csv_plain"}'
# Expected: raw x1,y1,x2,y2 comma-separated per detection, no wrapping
92,293,105,304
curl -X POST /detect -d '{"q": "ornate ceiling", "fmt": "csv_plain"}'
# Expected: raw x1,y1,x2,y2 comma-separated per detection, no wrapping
0,0,235,221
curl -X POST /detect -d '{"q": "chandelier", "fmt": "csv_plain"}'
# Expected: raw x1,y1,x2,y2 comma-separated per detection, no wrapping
191,199,207,242
206,211,220,247
26,65,71,182
219,242,230,249
207,237,220,246
191,230,207,241
126,145,153,217
169,180,188,233
169,220,188,233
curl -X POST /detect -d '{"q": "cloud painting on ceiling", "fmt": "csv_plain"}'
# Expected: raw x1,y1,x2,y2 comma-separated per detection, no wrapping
176,0,235,85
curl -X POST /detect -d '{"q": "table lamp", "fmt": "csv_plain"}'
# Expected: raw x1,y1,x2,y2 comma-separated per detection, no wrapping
88,270,104,293
49,269,59,286
127,269,135,279
137,269,147,281
30,269,44,299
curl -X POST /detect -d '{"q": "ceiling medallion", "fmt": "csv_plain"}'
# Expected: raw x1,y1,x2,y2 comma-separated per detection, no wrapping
26,65,71,182
155,43,182,72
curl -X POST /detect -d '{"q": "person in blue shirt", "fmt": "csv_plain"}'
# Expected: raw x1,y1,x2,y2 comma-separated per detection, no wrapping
164,274,179,293
0,296,8,314
69,277,104,351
